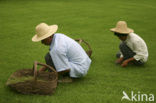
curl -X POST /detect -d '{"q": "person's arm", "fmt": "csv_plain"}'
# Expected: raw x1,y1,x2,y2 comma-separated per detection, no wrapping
39,65,70,75
58,69,70,76
39,66,47,72
121,57,135,67
49,47,71,76
116,57,124,64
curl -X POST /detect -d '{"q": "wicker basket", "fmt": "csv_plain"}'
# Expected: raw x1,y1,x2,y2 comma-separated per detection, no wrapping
6,61,58,95
75,39,92,57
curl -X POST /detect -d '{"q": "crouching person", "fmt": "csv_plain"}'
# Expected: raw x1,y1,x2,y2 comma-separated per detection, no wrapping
32,23,91,82
110,21,148,67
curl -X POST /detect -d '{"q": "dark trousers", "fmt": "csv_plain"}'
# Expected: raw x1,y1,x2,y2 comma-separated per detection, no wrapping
116,42,144,65
45,52,55,72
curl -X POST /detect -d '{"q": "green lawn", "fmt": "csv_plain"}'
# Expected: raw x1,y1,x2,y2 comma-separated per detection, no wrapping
0,0,156,103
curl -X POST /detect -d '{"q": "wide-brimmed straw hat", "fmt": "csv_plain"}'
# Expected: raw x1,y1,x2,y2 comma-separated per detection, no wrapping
110,21,134,34
32,23,58,42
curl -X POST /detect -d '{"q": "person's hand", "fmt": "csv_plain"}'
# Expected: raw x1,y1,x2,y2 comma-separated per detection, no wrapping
121,60,128,67
115,57,123,64
121,58,135,67
39,68,43,72
39,66,46,73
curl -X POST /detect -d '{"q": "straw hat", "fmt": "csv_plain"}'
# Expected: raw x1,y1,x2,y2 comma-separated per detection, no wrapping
32,23,58,42
110,21,134,34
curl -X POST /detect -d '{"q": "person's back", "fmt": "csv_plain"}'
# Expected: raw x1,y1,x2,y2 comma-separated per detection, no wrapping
127,33,148,62
50,33,91,77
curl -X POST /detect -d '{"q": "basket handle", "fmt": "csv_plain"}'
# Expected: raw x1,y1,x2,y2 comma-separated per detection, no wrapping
75,39,92,57
33,61,57,81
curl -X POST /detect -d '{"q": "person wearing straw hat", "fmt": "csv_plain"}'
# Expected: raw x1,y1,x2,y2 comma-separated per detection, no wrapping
110,21,148,67
32,23,91,81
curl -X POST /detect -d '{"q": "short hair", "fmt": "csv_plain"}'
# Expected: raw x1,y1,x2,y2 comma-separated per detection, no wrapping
114,32,128,37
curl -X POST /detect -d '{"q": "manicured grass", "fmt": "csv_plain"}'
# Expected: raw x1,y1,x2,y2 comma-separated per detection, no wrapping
0,0,156,103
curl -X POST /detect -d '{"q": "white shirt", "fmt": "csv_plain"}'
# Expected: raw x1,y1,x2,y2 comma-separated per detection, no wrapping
120,33,148,62
49,33,91,78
